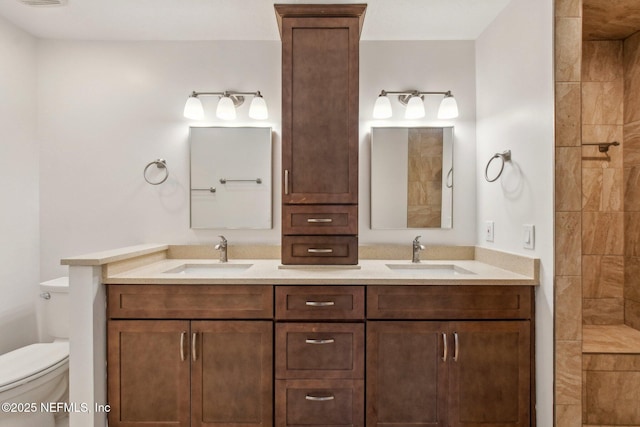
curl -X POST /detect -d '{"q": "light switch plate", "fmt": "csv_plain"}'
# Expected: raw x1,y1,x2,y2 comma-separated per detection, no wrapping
523,224,535,249
485,221,494,242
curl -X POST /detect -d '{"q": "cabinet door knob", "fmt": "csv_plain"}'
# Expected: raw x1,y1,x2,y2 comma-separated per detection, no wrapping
305,394,335,402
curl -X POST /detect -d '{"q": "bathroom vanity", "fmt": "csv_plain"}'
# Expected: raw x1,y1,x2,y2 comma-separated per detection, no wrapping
62,244,538,427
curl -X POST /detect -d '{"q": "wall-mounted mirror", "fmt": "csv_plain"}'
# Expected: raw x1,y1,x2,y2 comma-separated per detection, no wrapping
190,127,272,229
371,126,453,229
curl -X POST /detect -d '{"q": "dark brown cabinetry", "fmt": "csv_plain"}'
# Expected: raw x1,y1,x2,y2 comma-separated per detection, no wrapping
367,321,531,427
106,285,273,427
366,286,534,427
275,285,365,321
107,320,191,427
276,4,366,265
447,321,531,427
275,286,365,427
106,283,535,427
366,322,447,427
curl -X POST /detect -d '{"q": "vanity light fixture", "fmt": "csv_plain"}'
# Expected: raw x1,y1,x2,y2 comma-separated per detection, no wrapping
184,91,268,120
373,90,459,120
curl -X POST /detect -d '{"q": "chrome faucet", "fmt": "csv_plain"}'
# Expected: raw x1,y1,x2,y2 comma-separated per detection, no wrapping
412,235,426,263
214,235,228,263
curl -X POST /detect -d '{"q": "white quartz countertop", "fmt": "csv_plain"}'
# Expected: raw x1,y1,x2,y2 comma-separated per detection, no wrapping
103,258,538,286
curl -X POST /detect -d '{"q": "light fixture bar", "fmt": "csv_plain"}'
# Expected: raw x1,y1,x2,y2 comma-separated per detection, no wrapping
184,90,268,120
380,90,451,96
373,89,458,119
191,90,262,98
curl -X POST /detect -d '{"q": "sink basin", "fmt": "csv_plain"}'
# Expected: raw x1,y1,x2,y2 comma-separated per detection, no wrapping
385,263,475,275
163,263,253,275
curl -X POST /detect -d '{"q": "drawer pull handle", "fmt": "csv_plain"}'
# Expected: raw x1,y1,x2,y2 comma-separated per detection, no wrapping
305,394,335,402
305,338,335,345
284,170,289,195
305,301,335,307
453,332,459,362
307,248,333,254
180,331,187,362
192,332,198,362
307,218,333,223
442,332,447,362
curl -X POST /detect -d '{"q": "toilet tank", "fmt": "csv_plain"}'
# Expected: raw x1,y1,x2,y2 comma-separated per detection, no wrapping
39,277,69,340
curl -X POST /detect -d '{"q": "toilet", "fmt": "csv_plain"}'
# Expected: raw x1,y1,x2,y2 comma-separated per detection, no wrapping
0,277,70,427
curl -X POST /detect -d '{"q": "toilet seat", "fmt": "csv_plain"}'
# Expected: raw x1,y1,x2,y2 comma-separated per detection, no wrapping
0,342,69,394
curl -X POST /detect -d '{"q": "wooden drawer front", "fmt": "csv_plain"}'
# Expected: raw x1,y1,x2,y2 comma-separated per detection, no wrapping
276,286,364,320
282,236,358,265
283,205,357,235
276,323,364,379
367,286,533,320
107,285,273,319
276,379,364,427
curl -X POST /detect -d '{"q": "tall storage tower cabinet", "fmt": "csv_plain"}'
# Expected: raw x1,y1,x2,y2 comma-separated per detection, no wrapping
275,4,366,265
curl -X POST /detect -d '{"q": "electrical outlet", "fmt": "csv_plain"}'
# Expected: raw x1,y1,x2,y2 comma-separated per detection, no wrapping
523,224,535,249
485,221,494,242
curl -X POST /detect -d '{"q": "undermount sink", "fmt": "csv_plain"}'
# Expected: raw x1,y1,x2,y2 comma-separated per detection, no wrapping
385,263,475,275
163,263,253,275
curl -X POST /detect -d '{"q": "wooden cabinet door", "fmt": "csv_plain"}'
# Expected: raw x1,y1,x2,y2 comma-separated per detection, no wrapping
107,320,191,427
191,321,273,427
281,16,359,205
366,322,448,427
447,321,531,427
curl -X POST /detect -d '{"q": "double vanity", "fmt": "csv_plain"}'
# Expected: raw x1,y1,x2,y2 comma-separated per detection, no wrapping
62,243,538,427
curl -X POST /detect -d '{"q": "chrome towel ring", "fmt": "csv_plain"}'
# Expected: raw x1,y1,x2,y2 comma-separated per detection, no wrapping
446,167,453,189
484,150,511,182
144,159,169,185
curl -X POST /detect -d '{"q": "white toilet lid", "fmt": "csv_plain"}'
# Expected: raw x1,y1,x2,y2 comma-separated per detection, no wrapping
0,342,69,389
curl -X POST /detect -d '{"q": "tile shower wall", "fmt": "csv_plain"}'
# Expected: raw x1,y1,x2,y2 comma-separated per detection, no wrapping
554,0,584,425
556,1,640,424
581,40,625,326
624,32,640,329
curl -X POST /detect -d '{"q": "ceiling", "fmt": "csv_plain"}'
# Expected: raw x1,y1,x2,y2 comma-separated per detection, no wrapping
583,0,640,40
0,0,511,41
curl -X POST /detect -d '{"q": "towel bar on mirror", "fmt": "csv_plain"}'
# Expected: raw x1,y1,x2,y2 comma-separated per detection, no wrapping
219,178,262,184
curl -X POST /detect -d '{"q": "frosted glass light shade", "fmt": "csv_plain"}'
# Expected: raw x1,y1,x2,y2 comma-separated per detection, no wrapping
216,96,236,120
184,96,204,120
373,95,392,119
404,96,425,119
438,95,459,119
249,95,268,120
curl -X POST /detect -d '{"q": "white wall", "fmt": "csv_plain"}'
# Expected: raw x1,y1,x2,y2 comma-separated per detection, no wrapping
38,39,478,279
475,0,554,425
0,15,39,353
37,41,282,279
